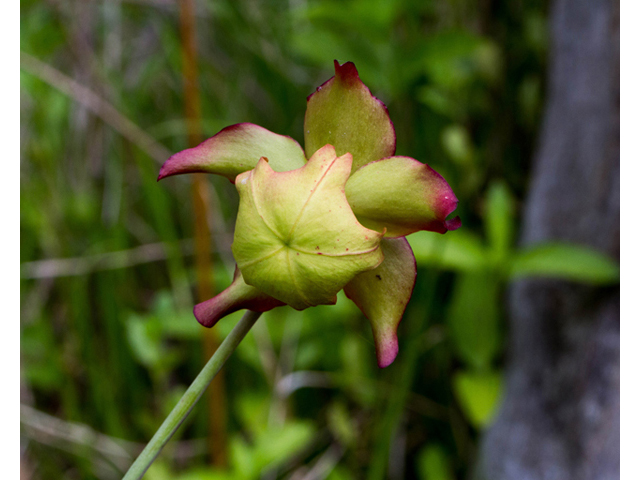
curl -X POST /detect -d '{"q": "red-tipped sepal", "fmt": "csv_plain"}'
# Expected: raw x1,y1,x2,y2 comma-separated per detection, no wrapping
304,60,396,173
158,123,306,182
345,156,461,237
194,267,285,328
344,238,417,368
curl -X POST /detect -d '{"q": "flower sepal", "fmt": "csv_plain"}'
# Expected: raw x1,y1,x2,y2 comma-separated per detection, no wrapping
344,237,417,368
345,156,461,237
158,123,306,182
305,60,396,172
193,267,285,328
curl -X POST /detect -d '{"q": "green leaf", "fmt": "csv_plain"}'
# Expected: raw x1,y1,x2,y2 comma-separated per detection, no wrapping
417,445,454,480
509,243,620,284
175,469,233,480
230,436,258,479
290,28,353,69
126,314,163,368
421,31,496,89
20,321,65,391
417,86,458,117
345,156,461,237
452,371,503,428
327,402,357,447
304,60,396,173
152,291,201,339
235,393,272,438
233,145,384,310
144,462,174,480
253,422,315,472
441,124,474,166
340,333,377,406
447,272,501,370
485,181,514,262
407,230,487,272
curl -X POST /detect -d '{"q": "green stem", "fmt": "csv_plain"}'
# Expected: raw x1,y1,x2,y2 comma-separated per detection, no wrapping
123,310,262,480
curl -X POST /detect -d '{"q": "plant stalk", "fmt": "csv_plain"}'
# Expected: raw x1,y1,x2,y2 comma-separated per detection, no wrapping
177,0,228,466
122,310,262,480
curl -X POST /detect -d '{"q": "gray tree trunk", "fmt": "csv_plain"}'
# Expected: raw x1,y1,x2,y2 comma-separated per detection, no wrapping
474,0,620,479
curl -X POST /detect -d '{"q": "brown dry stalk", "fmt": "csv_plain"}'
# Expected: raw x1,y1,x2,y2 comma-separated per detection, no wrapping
178,0,227,467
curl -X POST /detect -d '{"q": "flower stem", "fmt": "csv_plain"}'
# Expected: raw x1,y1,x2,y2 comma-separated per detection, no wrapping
123,310,262,480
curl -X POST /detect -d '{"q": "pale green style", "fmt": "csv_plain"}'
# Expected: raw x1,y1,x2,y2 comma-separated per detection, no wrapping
232,145,384,310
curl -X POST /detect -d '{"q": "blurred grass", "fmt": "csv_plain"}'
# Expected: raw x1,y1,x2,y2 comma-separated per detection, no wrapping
20,0,617,479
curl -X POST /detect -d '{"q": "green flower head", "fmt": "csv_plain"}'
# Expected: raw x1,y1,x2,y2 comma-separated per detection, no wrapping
159,61,460,367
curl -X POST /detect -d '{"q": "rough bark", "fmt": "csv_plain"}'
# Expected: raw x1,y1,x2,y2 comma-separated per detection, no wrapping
474,0,620,479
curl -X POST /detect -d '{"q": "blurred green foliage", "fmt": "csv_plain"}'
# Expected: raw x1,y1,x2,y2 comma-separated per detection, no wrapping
20,0,618,479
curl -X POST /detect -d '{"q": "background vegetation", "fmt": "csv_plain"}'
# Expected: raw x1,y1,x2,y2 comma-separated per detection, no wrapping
20,1,617,479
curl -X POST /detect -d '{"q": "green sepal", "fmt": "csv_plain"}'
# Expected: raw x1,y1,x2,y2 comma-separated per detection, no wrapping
344,237,417,368
158,123,306,182
304,61,396,173
345,156,461,237
232,145,384,310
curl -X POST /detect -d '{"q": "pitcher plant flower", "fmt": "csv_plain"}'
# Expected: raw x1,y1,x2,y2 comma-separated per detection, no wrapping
158,61,460,368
